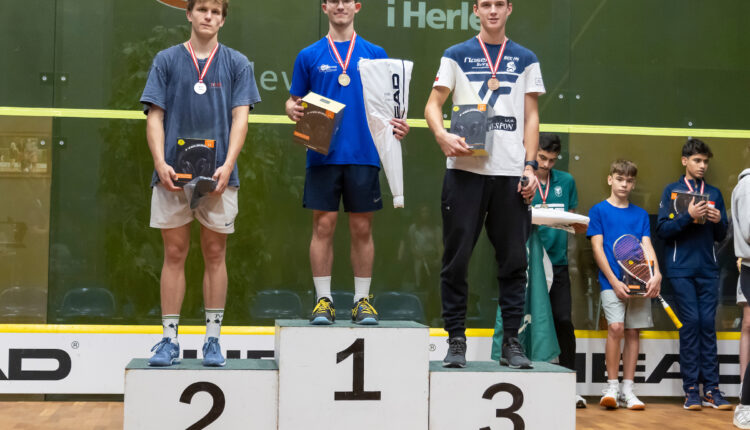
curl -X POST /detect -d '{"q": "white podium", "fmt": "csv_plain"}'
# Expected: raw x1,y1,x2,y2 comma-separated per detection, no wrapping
124,359,278,430
275,320,429,430
429,361,576,430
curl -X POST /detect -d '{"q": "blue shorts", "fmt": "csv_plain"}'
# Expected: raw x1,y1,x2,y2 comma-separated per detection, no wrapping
303,165,382,213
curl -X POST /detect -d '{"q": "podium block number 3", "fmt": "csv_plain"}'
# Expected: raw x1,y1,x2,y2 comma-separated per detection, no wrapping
334,338,381,401
479,383,524,430
180,382,226,430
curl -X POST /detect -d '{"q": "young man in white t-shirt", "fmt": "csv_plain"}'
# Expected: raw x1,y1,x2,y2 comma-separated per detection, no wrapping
424,0,545,368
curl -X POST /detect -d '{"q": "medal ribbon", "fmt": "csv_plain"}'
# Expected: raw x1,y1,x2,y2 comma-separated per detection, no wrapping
537,178,550,206
683,177,705,195
187,41,219,84
327,31,357,76
476,36,508,80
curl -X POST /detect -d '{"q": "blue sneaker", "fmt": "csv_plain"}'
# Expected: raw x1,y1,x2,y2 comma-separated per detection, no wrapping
148,337,180,367
202,337,226,367
684,387,702,410
703,389,733,410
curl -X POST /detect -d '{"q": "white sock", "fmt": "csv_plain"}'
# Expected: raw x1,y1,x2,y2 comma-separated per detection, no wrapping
607,379,620,392
622,379,634,396
353,277,371,303
205,309,224,342
313,276,332,302
162,315,179,343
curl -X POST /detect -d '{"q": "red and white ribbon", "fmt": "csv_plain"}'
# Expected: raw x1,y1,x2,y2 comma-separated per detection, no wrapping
684,176,705,194
327,31,357,76
476,36,508,80
187,41,219,84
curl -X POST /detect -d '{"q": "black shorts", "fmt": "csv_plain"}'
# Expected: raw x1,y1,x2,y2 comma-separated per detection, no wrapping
741,264,750,300
303,164,382,213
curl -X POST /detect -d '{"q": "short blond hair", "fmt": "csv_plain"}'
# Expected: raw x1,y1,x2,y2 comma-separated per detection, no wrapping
187,0,228,17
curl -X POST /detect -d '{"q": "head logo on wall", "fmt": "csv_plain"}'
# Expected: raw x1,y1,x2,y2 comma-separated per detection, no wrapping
157,0,187,10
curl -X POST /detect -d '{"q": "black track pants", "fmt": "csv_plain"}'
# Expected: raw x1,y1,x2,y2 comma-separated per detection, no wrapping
440,169,530,339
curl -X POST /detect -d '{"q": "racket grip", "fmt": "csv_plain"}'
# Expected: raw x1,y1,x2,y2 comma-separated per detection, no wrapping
661,300,683,329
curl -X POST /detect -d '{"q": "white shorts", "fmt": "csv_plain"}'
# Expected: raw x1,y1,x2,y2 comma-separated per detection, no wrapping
600,289,653,329
150,183,238,234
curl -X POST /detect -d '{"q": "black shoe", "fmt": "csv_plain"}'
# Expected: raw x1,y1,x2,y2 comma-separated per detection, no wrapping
310,297,335,325
443,337,467,368
501,337,533,369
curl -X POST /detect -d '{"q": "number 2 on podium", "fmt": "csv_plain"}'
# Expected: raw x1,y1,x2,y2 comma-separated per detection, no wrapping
334,338,381,401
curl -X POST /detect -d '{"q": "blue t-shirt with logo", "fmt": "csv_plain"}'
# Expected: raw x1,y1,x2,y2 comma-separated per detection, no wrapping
140,43,261,187
290,36,387,167
586,200,651,291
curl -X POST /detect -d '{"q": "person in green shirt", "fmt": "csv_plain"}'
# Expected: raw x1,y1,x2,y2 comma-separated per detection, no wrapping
531,133,583,407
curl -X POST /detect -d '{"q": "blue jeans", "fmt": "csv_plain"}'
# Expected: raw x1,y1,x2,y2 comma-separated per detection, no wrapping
670,277,719,393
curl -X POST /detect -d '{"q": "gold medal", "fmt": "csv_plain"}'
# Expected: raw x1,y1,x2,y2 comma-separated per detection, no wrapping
487,77,501,91
540,203,549,209
338,73,351,87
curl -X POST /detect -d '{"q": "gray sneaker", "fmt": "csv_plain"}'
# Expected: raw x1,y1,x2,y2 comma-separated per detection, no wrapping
500,337,533,369
443,337,467,368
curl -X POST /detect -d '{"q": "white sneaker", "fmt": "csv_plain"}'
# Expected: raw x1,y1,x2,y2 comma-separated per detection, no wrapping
576,394,587,409
735,404,750,429
600,385,619,409
619,391,645,410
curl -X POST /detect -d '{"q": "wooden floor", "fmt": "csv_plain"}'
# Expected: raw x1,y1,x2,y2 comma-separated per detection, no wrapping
0,398,737,429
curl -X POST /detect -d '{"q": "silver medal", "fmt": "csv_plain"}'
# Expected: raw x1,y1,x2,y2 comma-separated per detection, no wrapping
194,82,207,95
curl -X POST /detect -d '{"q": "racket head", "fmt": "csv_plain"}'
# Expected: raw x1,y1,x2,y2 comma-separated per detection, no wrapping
673,193,691,215
612,234,652,285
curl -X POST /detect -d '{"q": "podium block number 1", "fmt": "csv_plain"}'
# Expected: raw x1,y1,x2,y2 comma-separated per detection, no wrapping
180,382,226,430
334,338,381,401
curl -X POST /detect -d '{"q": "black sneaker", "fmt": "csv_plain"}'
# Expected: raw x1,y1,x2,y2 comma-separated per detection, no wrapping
501,337,533,369
351,296,379,325
443,337,467,368
310,297,335,325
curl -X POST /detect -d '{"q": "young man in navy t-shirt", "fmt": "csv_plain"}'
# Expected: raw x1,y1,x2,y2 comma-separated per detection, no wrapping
140,0,260,367
285,0,410,325
424,0,545,369
656,138,731,410
588,160,662,410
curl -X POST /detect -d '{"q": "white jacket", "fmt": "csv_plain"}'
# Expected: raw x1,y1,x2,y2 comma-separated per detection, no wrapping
733,168,750,262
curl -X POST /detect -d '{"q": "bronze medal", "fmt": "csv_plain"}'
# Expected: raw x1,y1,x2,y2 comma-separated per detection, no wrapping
487,77,501,91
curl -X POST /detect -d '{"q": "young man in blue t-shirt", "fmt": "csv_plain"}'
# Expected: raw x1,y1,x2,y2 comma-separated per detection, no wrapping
140,0,261,367
285,0,410,325
656,138,731,410
588,160,661,410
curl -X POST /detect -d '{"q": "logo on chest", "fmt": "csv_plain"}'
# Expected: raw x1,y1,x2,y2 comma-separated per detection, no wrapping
319,64,339,73
554,186,563,198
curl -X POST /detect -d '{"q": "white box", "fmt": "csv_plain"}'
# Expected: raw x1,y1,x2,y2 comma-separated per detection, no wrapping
429,361,575,430
124,359,278,430
275,320,429,430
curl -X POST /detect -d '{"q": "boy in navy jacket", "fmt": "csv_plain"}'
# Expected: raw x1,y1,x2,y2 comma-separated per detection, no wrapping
656,138,731,410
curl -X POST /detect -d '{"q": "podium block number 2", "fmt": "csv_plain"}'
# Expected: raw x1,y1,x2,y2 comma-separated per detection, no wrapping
180,382,226,430
334,338,381,401
479,383,524,430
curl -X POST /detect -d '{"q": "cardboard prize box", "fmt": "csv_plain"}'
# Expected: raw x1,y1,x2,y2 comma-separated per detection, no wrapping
449,103,494,157
174,138,216,187
293,92,345,155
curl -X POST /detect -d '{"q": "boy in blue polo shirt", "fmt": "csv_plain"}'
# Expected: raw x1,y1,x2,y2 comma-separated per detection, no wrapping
656,138,731,410
588,159,662,410
285,0,410,325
